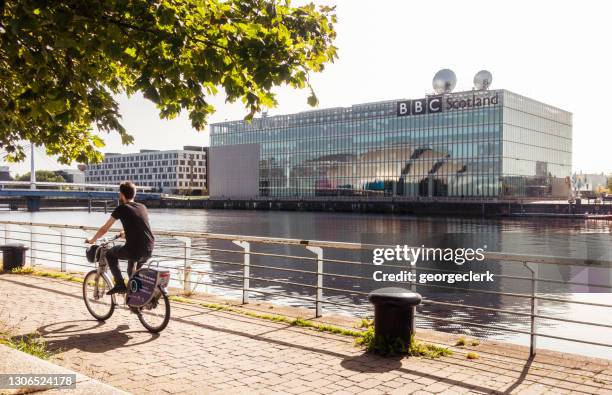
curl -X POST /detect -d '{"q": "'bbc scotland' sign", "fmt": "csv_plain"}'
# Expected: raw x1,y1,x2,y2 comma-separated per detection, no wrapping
397,92,499,117
397,96,442,116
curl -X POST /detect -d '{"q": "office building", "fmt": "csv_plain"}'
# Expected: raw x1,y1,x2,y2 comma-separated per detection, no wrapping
209,85,571,199
85,146,208,194
55,169,85,184
0,166,11,182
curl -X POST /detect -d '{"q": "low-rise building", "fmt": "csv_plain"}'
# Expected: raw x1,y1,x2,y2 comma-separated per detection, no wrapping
55,169,85,184
85,146,208,194
0,166,11,181
572,172,608,193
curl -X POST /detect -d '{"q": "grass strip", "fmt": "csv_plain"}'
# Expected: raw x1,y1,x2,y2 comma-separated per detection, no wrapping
356,327,453,358
0,332,51,359
170,295,363,337
11,267,84,284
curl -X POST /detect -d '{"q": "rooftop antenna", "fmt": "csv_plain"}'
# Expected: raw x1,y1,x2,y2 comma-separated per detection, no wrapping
432,69,457,94
473,70,493,90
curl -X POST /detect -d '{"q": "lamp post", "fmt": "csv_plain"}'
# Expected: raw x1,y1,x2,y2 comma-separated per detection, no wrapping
30,144,36,190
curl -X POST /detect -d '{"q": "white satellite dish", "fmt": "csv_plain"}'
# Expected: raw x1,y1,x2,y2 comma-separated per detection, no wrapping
432,69,457,94
474,70,493,90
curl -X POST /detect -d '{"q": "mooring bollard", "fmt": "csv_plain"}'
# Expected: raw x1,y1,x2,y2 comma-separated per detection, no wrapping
368,287,422,346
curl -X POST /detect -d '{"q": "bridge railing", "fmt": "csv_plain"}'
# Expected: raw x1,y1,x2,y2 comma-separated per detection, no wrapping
0,219,611,358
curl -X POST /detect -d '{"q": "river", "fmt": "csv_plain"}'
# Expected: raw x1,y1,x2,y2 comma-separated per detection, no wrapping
2,209,611,359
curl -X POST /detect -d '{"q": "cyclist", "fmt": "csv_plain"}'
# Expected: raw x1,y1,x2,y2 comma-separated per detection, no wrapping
86,181,155,295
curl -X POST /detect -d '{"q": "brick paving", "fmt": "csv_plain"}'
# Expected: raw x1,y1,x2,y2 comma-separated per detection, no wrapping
0,273,611,395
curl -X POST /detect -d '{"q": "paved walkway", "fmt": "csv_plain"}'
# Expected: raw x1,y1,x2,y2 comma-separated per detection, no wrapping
0,273,611,395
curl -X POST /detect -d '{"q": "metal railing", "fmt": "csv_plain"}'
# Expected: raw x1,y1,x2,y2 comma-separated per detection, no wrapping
0,219,611,357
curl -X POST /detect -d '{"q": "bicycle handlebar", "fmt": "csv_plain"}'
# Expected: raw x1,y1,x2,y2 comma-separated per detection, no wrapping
91,234,121,246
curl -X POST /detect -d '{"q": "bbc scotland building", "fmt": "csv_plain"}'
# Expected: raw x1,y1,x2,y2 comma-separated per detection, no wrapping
209,85,571,199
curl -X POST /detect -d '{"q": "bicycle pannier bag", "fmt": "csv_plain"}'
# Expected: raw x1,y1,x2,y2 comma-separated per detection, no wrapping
127,268,170,307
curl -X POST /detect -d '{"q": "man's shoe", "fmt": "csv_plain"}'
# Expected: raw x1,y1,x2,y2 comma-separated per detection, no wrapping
107,284,127,295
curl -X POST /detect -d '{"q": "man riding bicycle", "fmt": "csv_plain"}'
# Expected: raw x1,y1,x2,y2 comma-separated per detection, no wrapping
86,181,155,295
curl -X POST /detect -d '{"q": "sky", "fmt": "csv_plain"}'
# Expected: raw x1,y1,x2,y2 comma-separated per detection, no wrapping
4,0,612,176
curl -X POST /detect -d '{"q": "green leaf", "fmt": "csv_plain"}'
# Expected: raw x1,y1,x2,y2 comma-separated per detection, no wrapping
91,136,106,148
307,93,319,107
124,47,137,58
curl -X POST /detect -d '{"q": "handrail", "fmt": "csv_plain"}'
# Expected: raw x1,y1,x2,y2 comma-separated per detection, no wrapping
1,220,611,268
8,227,610,291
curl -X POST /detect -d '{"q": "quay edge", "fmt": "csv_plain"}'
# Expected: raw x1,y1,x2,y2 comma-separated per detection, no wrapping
154,198,612,218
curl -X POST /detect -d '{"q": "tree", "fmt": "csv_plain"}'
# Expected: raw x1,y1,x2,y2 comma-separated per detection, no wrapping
16,170,66,183
0,0,337,164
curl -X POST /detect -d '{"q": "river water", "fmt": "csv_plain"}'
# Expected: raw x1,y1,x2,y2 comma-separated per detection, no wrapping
2,209,611,359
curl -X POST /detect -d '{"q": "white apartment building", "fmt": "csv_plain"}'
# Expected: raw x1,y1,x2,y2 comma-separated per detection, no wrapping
85,146,208,194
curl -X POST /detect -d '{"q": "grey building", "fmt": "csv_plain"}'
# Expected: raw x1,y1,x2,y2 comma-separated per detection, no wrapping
209,89,571,199
85,146,208,194
55,169,85,184
0,166,11,182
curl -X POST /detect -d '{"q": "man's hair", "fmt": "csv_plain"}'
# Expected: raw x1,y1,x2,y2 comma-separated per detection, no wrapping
119,181,136,200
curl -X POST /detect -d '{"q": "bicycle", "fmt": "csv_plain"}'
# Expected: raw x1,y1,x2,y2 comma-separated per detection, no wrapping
83,235,171,333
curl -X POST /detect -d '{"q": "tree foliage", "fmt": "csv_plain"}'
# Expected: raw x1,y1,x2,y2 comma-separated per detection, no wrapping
16,170,66,183
0,0,337,164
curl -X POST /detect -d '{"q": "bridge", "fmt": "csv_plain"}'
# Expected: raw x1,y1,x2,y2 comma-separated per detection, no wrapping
0,181,161,211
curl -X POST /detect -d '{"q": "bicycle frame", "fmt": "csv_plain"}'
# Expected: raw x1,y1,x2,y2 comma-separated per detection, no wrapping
92,237,166,310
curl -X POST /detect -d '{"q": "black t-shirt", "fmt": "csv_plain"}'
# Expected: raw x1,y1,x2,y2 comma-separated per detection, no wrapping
111,202,155,258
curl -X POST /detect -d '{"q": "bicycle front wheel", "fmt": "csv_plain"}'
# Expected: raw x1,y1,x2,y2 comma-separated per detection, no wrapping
83,270,115,321
137,290,170,333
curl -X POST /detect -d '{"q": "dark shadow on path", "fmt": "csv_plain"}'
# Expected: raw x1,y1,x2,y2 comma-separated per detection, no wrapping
36,320,160,354
503,356,534,394
340,353,402,373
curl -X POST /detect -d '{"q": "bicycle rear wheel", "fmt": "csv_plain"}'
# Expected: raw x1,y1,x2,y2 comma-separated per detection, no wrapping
83,270,115,321
137,290,170,333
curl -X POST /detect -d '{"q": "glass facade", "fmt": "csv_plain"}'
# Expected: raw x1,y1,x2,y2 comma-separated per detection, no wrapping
210,90,572,198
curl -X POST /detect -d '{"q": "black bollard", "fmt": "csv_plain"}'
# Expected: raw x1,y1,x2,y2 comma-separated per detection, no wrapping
0,244,29,271
368,287,422,347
